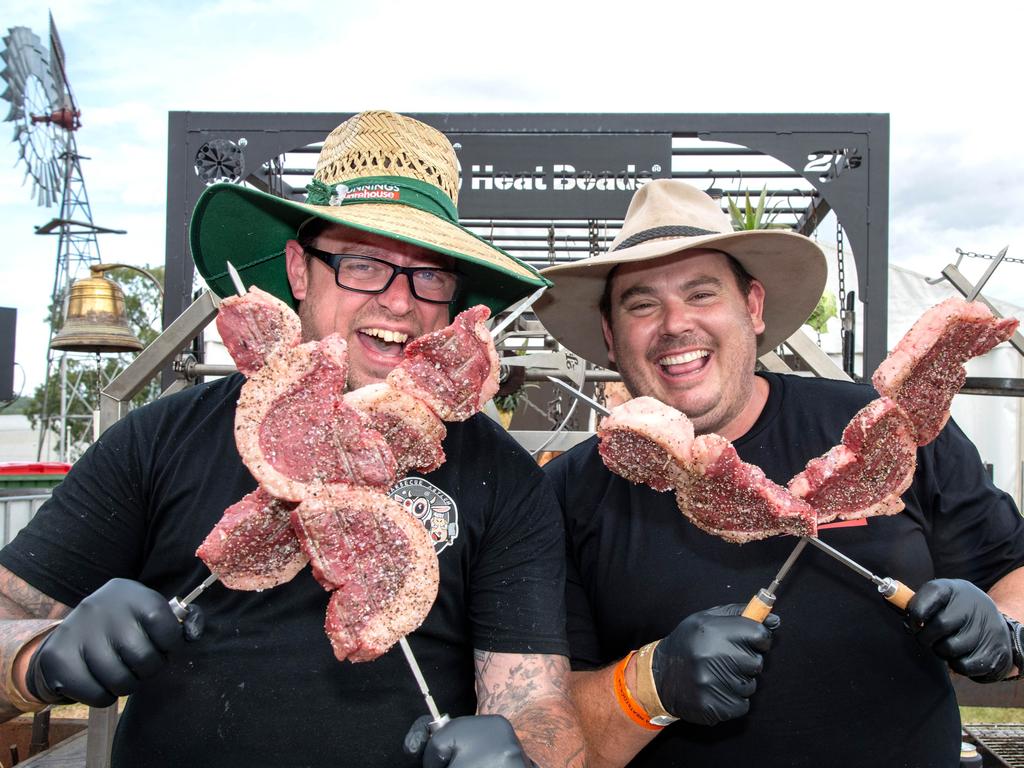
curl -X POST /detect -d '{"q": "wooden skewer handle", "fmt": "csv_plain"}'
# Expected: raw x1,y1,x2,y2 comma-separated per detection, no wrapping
883,580,916,610
741,589,775,623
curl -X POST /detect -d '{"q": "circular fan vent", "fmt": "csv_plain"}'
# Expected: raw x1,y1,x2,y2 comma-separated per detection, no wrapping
194,139,245,184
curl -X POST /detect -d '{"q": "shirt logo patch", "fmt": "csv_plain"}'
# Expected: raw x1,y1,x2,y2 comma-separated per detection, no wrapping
389,477,459,554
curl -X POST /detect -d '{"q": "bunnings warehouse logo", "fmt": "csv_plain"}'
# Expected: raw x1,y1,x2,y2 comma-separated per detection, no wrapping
467,163,658,192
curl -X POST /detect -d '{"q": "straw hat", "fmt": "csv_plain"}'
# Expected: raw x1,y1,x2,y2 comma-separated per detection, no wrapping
533,180,827,366
190,110,548,315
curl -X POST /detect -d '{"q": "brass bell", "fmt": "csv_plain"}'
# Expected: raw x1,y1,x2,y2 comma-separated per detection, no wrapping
50,265,144,353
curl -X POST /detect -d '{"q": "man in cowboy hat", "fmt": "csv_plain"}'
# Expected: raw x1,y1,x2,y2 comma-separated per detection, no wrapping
0,111,584,768
535,179,1024,768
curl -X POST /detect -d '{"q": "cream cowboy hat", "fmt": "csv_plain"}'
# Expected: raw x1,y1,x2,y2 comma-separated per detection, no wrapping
190,110,549,315
533,180,827,366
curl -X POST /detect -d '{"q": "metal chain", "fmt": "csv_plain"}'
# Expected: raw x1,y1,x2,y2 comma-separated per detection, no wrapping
836,219,847,324
956,247,1024,265
588,219,600,258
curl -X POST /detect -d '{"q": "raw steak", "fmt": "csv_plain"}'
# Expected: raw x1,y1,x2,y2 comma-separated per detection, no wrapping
788,397,917,523
597,397,816,543
873,298,1018,445
597,396,693,491
216,286,302,376
679,434,817,543
196,487,306,590
387,305,500,421
235,334,397,501
344,383,447,476
290,488,439,662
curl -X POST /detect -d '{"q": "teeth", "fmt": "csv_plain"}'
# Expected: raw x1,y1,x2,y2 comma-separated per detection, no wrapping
659,350,709,366
362,328,409,344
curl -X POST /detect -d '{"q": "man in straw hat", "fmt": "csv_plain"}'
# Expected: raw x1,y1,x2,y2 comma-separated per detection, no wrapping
534,180,1024,767
0,111,584,768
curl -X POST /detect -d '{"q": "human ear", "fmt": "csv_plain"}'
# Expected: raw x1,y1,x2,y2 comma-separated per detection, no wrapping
284,240,310,301
747,280,766,336
601,314,617,366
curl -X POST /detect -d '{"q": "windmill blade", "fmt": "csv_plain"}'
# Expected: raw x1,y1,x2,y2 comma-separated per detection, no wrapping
48,13,74,112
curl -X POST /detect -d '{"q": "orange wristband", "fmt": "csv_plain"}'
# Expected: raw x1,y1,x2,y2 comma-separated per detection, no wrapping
612,651,663,731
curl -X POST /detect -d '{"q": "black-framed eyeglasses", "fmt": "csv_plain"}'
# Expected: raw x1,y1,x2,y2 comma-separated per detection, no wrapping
304,246,462,305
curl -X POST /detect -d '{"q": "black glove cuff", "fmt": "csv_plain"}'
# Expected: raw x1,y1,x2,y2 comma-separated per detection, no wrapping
25,637,73,706
1004,615,1024,682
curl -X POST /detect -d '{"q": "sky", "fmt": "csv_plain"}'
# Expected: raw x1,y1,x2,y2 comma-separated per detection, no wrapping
1,0,1023,397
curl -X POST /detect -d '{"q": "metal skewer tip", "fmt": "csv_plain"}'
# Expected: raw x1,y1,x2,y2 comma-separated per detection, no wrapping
490,285,547,338
546,376,610,416
399,637,445,723
225,261,247,297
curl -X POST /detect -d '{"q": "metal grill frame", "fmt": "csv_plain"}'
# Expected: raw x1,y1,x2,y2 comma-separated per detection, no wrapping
164,113,890,382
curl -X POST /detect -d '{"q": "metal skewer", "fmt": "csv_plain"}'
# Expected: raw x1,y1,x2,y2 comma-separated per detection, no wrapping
399,637,450,732
546,376,610,416
741,537,809,622
490,285,547,338
804,536,916,609
226,260,248,297
169,573,219,621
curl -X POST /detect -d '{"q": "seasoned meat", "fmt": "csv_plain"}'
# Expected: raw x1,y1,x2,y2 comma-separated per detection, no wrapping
597,397,816,543
196,487,306,590
291,488,439,662
235,335,397,501
597,396,693,491
216,286,302,376
680,434,817,543
387,305,500,421
344,383,447,476
788,397,917,523
873,298,1018,445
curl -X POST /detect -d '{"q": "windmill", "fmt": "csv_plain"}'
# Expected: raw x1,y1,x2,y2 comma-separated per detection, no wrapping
2,13,127,460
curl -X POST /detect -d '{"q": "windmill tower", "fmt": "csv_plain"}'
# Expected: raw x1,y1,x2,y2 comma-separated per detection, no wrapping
2,14,125,460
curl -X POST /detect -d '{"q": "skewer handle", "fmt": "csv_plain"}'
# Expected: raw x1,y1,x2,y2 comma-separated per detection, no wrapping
741,589,776,623
880,579,915,610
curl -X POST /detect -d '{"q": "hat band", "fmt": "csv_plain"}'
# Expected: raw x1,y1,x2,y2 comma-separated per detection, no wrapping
305,176,458,223
613,225,721,251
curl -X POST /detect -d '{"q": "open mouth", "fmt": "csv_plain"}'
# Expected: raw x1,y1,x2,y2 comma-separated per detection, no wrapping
359,327,410,356
658,349,710,376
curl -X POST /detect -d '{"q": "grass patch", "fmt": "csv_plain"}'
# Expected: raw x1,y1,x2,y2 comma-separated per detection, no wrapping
961,706,1024,724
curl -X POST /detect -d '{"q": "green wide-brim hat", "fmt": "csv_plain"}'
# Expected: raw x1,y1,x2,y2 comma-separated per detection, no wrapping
190,111,548,315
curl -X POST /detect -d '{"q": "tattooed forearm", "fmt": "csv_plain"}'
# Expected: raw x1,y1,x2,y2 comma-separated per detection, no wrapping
474,651,586,768
0,568,68,620
0,567,70,722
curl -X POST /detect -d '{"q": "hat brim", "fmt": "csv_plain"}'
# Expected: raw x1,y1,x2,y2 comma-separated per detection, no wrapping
190,183,549,316
534,229,828,366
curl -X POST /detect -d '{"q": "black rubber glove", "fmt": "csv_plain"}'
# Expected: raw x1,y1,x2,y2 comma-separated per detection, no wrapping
26,578,204,707
906,578,1013,683
403,715,537,768
652,603,780,726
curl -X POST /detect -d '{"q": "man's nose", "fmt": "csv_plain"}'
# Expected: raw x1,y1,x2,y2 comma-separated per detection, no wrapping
661,298,695,336
375,271,416,315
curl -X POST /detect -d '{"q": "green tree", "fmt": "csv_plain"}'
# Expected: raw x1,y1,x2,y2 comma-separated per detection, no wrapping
25,265,164,459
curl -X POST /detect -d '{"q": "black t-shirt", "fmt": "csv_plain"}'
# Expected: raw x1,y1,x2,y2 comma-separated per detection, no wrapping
547,372,1024,768
1,374,568,768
